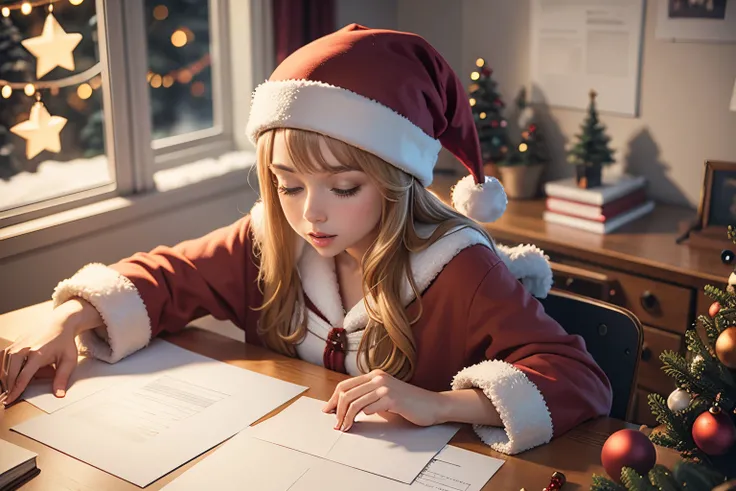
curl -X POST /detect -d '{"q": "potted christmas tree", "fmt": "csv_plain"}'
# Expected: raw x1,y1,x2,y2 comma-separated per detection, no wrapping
568,89,615,189
499,87,549,199
467,58,509,179
591,225,736,490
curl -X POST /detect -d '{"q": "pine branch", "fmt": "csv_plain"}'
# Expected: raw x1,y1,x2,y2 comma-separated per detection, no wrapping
648,393,693,451
672,461,726,490
704,285,733,307
591,475,627,491
648,464,680,491
716,308,736,329
699,314,721,344
621,467,656,490
590,474,626,491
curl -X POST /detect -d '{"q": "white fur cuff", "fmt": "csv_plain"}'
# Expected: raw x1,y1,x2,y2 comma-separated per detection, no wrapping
495,243,553,298
452,359,554,455
52,263,152,364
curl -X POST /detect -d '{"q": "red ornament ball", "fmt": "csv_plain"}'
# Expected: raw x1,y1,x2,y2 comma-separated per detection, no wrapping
710,301,722,317
692,406,736,456
482,67,491,77
601,429,657,482
529,123,537,132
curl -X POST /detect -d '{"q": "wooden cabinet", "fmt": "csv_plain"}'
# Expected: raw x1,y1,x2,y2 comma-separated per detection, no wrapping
428,181,735,428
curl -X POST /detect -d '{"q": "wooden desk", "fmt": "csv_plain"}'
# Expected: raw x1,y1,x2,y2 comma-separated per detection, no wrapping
431,177,735,427
1,302,680,490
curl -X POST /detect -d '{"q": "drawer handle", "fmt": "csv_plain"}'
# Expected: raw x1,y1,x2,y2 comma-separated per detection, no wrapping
641,345,652,362
640,290,659,313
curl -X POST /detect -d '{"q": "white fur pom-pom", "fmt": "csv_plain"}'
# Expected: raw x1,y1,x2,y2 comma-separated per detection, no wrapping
451,174,507,223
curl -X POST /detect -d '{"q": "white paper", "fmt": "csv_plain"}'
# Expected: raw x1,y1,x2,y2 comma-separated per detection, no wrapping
655,0,736,43
248,396,460,484
529,0,645,116
22,339,224,413
12,352,307,487
162,432,503,491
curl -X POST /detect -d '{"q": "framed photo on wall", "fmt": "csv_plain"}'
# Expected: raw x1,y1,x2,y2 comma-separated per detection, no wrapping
697,160,736,235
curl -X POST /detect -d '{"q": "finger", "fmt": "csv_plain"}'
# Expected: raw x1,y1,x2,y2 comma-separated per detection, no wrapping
52,357,76,397
341,390,382,432
335,381,378,430
4,354,41,406
5,350,29,398
323,373,374,412
359,397,392,417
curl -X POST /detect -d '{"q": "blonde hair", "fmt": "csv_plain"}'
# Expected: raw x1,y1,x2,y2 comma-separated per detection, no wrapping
253,128,493,380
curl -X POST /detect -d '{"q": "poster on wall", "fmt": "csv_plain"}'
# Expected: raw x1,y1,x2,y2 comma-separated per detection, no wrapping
656,0,736,43
529,0,646,117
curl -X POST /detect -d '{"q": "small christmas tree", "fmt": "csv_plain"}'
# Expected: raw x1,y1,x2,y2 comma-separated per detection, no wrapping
591,226,736,490
468,58,509,173
0,16,34,178
504,87,549,167
567,89,615,189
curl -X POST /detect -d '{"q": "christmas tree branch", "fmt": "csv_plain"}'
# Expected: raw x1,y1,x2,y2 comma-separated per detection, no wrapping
621,467,656,490
648,464,680,491
591,475,626,491
704,285,734,309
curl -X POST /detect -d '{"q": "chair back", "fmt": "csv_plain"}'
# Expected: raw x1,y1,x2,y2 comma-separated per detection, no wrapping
539,290,643,421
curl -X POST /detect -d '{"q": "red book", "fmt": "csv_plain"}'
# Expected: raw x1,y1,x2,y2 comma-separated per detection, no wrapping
545,188,647,222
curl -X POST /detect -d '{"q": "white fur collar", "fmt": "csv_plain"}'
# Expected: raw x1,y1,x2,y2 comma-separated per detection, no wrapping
248,201,552,330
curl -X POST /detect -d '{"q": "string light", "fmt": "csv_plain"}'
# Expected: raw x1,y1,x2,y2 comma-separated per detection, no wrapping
2,7,10,16
1,86,11,98
469,98,476,106
171,29,187,47
190,80,205,97
76,82,92,99
21,2,32,14
153,5,168,20
24,84,35,96
69,0,83,5
519,143,528,152
162,75,174,87
479,112,486,119
150,74,162,88
470,71,480,81
475,58,484,67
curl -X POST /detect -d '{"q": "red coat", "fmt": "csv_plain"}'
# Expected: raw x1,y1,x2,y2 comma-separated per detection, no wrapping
52,202,612,455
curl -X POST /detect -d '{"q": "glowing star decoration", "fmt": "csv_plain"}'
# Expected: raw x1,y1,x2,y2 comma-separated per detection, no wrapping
21,13,83,78
10,101,67,159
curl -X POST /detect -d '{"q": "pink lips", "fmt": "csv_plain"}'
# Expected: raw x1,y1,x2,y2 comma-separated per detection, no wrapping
308,232,336,247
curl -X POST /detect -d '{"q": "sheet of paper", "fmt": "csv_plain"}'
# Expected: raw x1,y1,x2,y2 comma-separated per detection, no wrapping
12,353,307,487
529,0,645,116
22,339,224,413
162,431,503,491
249,396,460,484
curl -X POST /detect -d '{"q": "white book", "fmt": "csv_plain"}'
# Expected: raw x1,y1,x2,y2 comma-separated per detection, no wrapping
0,439,38,489
543,200,655,234
544,174,647,205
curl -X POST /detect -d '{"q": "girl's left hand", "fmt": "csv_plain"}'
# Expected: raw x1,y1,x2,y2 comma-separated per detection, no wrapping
322,369,444,431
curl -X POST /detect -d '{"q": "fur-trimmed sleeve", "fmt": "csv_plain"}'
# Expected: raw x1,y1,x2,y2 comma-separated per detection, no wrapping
451,260,612,455
52,214,263,363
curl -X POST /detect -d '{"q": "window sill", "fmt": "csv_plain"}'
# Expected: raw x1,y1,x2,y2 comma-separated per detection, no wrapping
0,151,258,261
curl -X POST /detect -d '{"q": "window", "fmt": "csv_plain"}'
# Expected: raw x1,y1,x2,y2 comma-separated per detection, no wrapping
0,0,266,231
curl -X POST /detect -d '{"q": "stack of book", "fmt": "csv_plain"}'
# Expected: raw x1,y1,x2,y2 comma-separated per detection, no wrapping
543,174,654,234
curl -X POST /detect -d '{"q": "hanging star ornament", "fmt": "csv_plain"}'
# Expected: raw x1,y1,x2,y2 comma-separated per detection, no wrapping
10,101,67,159
21,13,83,78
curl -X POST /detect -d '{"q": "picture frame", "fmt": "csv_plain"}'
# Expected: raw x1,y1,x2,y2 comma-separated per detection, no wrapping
696,160,736,236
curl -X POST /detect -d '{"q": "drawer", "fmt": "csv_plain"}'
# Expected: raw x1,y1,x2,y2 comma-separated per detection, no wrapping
633,388,659,427
554,259,694,334
549,262,613,301
637,326,682,393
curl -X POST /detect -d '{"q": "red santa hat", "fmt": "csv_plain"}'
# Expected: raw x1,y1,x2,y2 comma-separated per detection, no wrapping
246,24,507,223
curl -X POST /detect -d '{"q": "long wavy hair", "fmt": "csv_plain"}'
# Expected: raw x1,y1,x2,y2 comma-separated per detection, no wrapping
253,128,493,380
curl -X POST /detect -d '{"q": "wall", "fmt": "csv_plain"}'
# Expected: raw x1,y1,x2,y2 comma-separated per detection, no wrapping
337,0,736,207
461,0,736,207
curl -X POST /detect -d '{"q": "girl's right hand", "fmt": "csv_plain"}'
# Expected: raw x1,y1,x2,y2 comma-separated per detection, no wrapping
2,301,86,406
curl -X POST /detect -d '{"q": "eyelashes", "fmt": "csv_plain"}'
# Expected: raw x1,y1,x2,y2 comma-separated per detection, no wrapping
276,186,361,198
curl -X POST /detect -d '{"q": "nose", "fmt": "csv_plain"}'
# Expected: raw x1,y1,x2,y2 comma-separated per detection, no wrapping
303,191,327,224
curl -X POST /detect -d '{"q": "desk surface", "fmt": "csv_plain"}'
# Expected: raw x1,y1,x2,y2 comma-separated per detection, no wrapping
1,302,680,490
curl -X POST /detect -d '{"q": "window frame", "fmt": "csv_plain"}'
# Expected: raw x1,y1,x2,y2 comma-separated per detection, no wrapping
0,0,273,258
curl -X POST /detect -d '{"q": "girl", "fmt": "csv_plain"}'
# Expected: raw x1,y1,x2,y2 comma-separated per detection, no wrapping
3,24,612,455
